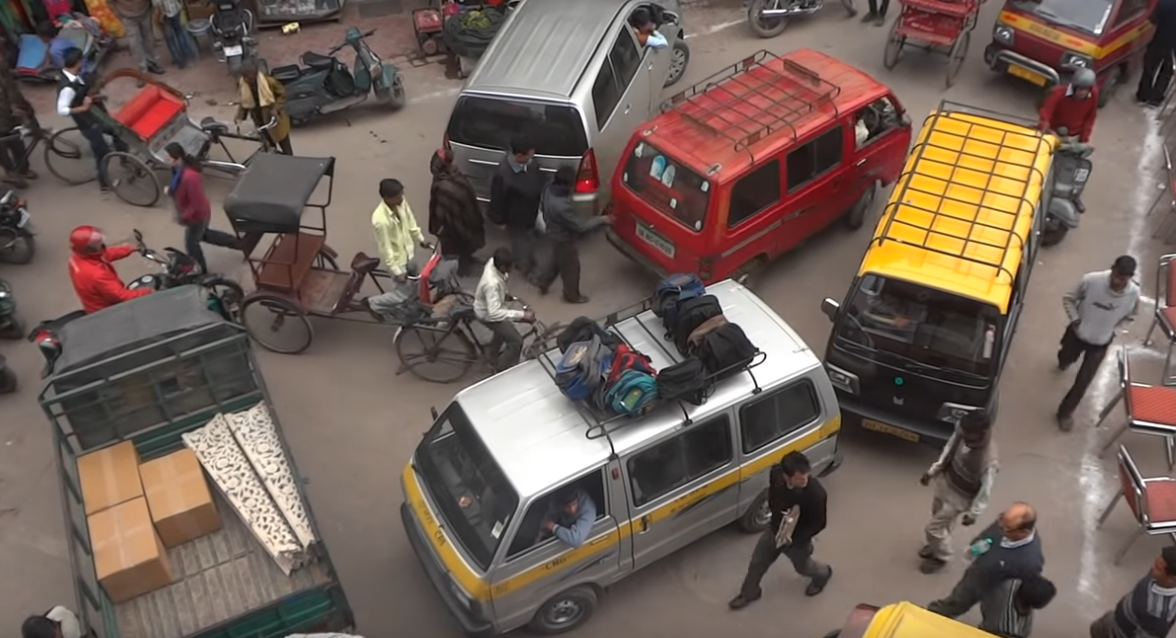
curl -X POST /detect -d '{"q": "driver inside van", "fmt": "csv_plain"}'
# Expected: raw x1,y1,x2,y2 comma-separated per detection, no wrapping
630,8,668,49
537,487,596,548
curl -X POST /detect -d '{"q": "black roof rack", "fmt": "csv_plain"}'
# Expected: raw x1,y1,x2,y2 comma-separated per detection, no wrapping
660,50,841,159
530,296,766,446
872,101,1052,284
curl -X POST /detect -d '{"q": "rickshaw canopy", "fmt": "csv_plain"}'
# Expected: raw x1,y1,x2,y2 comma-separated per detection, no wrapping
224,154,336,234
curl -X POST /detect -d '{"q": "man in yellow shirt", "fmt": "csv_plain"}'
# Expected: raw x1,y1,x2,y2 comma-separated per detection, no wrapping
365,178,431,316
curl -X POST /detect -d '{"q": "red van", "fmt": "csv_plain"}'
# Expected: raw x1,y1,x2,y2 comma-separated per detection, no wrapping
607,49,912,283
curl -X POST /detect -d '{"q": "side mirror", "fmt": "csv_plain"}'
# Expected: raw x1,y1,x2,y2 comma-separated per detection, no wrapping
430,406,438,420
820,298,839,322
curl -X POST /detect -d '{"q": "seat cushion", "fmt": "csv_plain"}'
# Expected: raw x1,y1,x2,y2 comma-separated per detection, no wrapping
113,86,186,140
1145,480,1176,525
1129,385,1176,426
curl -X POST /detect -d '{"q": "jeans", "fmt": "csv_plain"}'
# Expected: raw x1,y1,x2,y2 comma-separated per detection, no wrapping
117,10,159,72
924,475,972,561
367,260,418,314
184,220,209,273
1056,323,1111,418
1137,42,1175,105
0,134,28,175
161,14,196,68
508,226,537,276
867,0,890,15
738,530,830,598
80,125,117,188
534,239,582,299
484,319,523,371
928,564,989,618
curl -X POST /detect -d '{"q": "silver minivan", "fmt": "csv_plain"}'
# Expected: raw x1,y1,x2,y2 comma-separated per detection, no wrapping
400,280,843,635
444,0,691,216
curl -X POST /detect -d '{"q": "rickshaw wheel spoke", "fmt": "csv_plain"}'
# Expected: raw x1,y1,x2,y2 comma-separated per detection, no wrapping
395,324,476,383
241,294,313,354
44,126,99,185
104,151,161,207
883,20,905,70
945,31,970,88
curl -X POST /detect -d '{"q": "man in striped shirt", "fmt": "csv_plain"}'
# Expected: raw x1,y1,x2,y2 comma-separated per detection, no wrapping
1091,547,1176,638
979,575,1057,637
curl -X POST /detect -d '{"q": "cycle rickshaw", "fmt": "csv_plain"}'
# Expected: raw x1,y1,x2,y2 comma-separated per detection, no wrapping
882,0,981,87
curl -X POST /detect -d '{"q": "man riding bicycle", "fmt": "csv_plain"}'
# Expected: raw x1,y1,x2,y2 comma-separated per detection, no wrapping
1039,68,1097,212
475,247,535,373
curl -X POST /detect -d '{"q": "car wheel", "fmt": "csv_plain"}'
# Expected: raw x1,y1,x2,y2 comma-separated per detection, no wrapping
1097,66,1123,109
738,489,770,533
526,586,598,635
844,181,877,230
665,40,690,87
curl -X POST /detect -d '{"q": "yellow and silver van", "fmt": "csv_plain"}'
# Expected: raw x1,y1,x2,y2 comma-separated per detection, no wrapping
825,601,997,638
400,279,842,635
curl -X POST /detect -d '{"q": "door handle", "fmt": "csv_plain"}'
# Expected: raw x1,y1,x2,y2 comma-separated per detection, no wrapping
637,515,651,534
856,158,867,167
624,104,631,115
648,64,654,71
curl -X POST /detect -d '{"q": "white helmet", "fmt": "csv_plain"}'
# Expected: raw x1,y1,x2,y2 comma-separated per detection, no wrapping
1071,68,1096,88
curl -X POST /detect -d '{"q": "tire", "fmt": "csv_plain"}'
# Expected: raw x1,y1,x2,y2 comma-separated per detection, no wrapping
883,20,905,70
200,275,245,320
747,0,789,38
0,313,25,340
844,181,877,230
395,324,476,383
103,152,161,207
945,31,970,88
1097,66,1122,109
44,126,98,185
0,228,34,264
738,489,771,533
1041,220,1069,247
240,293,314,354
0,366,15,393
388,83,407,110
526,586,599,635
664,40,690,87
733,255,768,287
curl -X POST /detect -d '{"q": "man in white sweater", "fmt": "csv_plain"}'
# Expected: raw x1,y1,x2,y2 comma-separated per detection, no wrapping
475,247,535,372
1057,255,1141,431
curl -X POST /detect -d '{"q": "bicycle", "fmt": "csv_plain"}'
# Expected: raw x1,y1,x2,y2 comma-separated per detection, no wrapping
0,120,105,185
394,297,561,384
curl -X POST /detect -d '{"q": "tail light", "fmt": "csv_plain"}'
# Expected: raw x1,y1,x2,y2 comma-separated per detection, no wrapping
698,256,715,282
574,149,599,195
442,133,451,152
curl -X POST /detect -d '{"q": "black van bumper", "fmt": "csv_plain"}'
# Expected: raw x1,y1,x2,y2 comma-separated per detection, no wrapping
400,503,495,638
835,394,955,448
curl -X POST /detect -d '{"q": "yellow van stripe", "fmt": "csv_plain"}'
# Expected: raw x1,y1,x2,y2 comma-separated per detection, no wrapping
998,11,1151,59
403,417,842,603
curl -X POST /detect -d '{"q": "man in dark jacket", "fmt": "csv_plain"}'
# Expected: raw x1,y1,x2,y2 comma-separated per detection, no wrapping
1137,0,1176,107
729,451,833,610
534,166,613,304
1090,546,1176,638
490,136,546,278
928,502,1045,619
0,50,36,187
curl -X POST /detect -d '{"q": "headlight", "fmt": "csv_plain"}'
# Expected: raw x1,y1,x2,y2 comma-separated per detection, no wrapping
825,363,859,395
938,403,981,424
1061,52,1093,70
993,25,1014,45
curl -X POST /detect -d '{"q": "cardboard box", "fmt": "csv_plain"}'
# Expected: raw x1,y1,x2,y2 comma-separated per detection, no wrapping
78,441,144,515
139,449,222,548
88,497,173,603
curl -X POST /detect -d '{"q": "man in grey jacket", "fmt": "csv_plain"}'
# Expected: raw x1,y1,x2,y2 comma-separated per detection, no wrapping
535,166,613,304
1056,255,1141,432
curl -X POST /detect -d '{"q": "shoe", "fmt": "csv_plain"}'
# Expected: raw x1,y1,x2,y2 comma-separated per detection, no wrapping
1057,414,1075,432
564,295,590,304
919,558,947,574
873,14,886,25
538,284,549,296
20,169,37,180
861,11,876,21
1147,100,1164,108
1058,361,1071,371
844,3,857,16
805,566,832,596
918,545,934,559
147,63,165,75
728,593,760,610
136,79,146,88
1074,198,1085,214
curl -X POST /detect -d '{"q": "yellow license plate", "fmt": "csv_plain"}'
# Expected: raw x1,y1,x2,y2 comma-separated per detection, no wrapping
1007,65,1047,86
862,419,920,442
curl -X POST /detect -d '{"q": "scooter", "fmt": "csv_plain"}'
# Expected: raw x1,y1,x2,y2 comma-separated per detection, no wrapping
0,279,24,340
209,0,261,74
272,27,406,126
0,191,34,264
745,0,856,38
1041,132,1093,247
125,229,245,319
0,354,15,393
28,310,85,378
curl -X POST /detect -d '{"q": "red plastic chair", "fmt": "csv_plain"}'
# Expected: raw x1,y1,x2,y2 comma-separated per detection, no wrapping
1097,444,1176,564
1096,346,1176,469
1143,253,1176,383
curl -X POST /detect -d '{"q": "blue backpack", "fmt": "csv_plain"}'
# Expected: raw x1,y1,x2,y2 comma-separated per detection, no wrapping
605,370,659,415
655,273,706,333
555,337,601,401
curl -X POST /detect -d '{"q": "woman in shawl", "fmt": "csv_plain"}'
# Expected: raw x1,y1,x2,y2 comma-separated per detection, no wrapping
428,148,485,275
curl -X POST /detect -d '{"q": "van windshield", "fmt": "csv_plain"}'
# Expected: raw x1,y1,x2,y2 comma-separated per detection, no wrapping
1009,0,1112,35
446,96,589,158
833,274,999,379
621,140,711,232
414,403,519,570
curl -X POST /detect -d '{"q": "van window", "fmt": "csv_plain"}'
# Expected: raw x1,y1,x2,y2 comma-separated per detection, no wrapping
1114,0,1146,26
787,127,843,192
446,96,589,158
739,381,820,453
609,30,642,90
628,416,732,507
592,61,622,129
728,160,781,228
506,471,607,558
622,141,712,231
592,31,642,129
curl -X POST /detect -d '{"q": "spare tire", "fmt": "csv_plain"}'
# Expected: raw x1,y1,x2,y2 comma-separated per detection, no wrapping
442,8,507,59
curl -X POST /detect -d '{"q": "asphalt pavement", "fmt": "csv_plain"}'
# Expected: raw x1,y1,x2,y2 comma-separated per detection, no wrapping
1,2,1174,636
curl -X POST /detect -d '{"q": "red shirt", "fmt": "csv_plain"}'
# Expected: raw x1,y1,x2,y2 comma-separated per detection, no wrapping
69,245,151,313
173,166,211,226
1038,85,1099,143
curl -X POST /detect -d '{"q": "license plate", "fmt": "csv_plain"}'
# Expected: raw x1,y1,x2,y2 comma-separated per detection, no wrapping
636,222,675,258
1007,65,1047,86
1074,167,1089,184
861,419,920,442
223,45,244,57
17,210,28,228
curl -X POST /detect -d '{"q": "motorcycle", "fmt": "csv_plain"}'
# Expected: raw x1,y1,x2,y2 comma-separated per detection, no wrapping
1041,132,1093,247
209,0,262,74
0,354,14,393
125,229,245,319
28,310,86,378
0,190,34,264
746,0,856,37
0,279,22,339
272,27,406,126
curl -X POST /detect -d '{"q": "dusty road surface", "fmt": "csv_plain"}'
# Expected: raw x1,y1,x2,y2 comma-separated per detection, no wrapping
1,1,1174,637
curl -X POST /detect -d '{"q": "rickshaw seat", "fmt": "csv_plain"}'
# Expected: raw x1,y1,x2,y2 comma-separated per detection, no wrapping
257,232,326,291
351,252,382,274
902,0,976,17
114,85,185,140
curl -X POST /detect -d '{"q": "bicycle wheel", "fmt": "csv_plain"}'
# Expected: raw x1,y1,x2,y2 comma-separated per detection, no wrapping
104,152,161,207
44,127,98,185
240,293,313,354
200,275,245,321
395,323,476,383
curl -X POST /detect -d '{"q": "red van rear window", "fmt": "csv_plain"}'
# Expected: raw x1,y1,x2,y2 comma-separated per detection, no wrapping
621,141,711,232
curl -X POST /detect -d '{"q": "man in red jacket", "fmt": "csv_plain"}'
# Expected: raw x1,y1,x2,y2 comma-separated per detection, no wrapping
1038,69,1098,143
68,225,151,313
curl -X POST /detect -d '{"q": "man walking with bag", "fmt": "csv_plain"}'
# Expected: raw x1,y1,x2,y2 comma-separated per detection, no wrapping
728,451,833,610
918,412,999,574
534,166,612,304
111,0,164,81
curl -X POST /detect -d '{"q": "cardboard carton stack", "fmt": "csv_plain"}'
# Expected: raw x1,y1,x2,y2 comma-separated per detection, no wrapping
77,442,222,604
